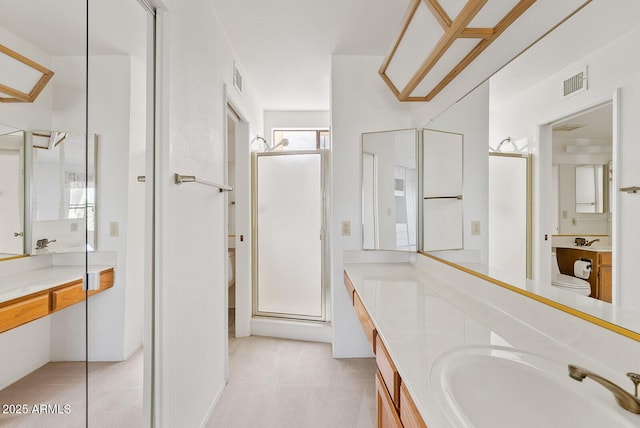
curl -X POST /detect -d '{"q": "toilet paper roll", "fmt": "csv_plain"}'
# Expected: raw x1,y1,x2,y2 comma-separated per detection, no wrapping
574,260,592,280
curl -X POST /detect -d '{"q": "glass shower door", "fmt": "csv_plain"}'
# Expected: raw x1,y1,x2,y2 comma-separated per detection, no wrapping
254,151,325,320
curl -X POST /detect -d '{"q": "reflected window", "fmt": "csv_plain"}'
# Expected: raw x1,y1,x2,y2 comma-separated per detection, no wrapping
272,129,330,150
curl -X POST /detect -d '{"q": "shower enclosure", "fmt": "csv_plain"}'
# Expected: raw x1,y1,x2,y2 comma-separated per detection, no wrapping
253,151,327,321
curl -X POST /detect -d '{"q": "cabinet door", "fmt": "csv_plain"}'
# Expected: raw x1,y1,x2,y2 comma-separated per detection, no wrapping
354,292,377,353
400,382,427,428
423,129,463,251
598,252,612,303
376,371,403,428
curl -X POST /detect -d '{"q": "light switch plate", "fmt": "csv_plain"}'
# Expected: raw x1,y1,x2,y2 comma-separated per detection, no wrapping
110,222,119,237
471,221,481,236
341,221,351,236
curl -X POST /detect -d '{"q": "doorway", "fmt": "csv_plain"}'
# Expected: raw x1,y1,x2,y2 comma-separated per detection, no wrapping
540,100,616,302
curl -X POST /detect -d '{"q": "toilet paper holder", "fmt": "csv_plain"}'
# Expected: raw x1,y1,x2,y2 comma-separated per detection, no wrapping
574,258,593,280
578,257,592,269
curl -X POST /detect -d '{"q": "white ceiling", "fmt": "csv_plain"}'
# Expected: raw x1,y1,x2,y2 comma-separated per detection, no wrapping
0,0,146,58
209,0,410,111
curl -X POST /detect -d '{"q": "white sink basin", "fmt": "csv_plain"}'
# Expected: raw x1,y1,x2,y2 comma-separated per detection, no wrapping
430,346,636,428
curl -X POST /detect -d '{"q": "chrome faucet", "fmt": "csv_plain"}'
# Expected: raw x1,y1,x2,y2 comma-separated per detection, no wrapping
35,238,56,250
568,365,640,414
585,239,601,246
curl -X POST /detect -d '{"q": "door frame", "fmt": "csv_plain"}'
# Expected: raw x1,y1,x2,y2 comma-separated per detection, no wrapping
535,90,619,302
251,150,329,322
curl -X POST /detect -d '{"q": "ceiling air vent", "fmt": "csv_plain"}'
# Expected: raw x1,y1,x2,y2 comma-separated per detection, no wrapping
562,67,587,98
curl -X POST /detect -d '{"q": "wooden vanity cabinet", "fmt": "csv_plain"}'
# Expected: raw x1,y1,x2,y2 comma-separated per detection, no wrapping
0,268,115,333
376,371,403,428
597,252,612,303
556,248,612,302
52,280,85,311
51,269,115,311
0,293,50,333
353,292,377,353
376,335,400,409
345,270,429,428
400,383,427,428
344,271,356,304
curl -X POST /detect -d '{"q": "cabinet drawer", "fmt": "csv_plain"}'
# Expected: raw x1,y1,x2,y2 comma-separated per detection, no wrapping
343,271,355,305
0,294,50,333
354,292,376,353
400,382,427,428
52,280,85,312
376,371,403,428
376,334,400,409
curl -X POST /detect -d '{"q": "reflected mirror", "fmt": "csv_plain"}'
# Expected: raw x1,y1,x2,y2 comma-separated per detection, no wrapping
31,131,97,254
0,124,25,258
362,129,417,251
575,164,606,213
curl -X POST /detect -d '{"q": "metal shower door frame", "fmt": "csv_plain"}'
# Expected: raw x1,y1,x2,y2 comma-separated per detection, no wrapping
251,149,328,322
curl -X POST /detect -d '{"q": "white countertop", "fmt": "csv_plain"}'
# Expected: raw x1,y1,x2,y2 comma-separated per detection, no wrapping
554,245,612,252
344,259,640,427
0,264,113,304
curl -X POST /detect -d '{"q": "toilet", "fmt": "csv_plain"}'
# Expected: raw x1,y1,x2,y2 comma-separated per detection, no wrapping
227,250,235,288
551,253,591,296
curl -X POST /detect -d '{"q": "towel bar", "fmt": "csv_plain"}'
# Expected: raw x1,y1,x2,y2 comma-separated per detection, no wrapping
174,173,233,192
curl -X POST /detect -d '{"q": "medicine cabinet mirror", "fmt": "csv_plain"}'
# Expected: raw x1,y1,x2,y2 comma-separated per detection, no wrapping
0,125,25,259
362,129,417,252
575,164,607,214
31,131,97,254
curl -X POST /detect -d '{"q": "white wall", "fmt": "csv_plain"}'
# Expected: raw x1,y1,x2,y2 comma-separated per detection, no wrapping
489,21,640,311
49,55,135,361
330,55,412,357
156,1,263,426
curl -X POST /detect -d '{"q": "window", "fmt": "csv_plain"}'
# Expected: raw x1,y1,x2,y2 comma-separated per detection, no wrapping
272,129,330,151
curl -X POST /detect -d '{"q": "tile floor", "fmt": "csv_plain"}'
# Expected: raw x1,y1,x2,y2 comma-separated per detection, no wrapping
0,350,143,428
207,310,377,428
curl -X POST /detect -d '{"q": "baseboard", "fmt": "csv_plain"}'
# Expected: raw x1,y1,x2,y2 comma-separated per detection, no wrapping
199,381,226,428
0,358,49,390
250,317,332,343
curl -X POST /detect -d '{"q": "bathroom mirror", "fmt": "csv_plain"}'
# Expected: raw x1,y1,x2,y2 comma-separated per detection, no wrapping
575,164,606,213
410,1,640,338
31,131,97,254
0,124,26,259
362,129,417,252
